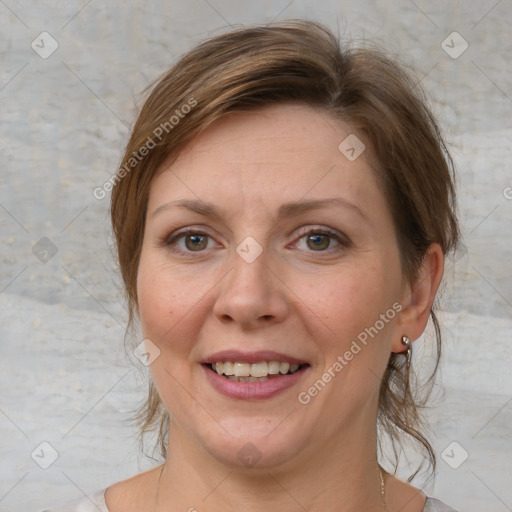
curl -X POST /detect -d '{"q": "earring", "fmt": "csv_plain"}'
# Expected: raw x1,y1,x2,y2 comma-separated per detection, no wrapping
401,335,412,371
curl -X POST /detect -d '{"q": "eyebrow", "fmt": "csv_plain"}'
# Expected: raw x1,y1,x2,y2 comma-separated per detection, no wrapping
151,197,367,222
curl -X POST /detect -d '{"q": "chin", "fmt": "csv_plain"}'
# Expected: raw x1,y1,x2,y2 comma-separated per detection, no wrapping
197,415,308,471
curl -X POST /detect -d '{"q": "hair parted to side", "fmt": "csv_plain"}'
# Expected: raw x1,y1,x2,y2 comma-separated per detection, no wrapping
110,19,459,480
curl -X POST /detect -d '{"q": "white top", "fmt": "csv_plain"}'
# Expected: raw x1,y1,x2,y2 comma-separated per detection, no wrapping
41,489,459,511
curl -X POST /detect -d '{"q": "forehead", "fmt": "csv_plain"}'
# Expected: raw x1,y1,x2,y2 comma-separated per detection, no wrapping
148,103,383,216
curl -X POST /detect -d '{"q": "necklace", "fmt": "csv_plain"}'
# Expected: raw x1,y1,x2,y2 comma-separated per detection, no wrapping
153,465,164,512
379,466,388,510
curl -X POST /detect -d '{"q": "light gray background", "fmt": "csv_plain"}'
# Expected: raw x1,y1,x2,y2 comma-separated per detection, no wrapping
1,1,511,511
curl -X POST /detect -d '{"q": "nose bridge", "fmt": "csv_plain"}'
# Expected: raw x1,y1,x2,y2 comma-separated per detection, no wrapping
213,240,288,326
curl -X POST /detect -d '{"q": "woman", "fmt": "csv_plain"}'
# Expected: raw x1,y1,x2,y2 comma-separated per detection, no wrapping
44,19,461,512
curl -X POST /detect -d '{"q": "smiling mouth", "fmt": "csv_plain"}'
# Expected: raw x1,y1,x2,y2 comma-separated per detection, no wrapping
205,361,307,382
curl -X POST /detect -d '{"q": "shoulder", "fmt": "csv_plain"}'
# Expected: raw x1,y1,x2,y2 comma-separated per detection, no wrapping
40,489,109,512
384,474,457,512
104,465,163,512
41,465,163,512
422,497,459,512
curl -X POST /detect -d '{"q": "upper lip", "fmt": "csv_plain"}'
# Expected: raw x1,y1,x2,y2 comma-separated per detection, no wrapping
202,350,309,365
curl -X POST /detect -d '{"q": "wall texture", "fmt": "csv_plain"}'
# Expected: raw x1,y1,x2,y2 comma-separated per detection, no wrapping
1,1,511,511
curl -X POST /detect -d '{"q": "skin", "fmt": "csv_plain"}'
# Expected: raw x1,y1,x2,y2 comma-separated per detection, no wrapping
106,103,444,512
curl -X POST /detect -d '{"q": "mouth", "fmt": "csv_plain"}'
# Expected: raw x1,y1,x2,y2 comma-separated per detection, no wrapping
201,351,311,400
205,361,307,382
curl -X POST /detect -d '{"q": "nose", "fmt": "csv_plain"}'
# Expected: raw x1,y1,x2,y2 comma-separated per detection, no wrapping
212,247,290,329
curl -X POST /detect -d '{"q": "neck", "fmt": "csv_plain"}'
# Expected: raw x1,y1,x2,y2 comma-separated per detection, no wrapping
153,420,385,512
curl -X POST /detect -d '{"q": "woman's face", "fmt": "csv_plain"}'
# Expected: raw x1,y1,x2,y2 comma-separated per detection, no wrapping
137,103,408,470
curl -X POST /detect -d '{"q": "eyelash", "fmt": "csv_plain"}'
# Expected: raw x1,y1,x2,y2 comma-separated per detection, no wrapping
292,226,349,253
162,226,350,256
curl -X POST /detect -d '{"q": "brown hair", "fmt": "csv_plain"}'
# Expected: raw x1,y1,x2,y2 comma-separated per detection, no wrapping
110,19,459,480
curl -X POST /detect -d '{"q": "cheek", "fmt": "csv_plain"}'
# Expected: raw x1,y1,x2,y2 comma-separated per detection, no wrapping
136,256,189,340
136,251,217,367
301,265,393,342
137,264,167,332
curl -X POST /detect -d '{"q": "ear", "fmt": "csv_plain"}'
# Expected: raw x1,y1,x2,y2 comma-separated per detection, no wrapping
391,243,444,353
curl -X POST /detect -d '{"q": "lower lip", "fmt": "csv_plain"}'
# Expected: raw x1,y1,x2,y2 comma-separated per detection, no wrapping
202,364,309,400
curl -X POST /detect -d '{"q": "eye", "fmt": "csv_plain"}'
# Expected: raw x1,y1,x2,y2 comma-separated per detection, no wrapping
164,228,217,253
183,232,209,251
293,227,348,253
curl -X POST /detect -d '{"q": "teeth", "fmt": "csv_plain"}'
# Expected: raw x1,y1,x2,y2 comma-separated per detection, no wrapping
223,361,234,375
268,361,280,375
251,362,268,377
227,375,270,382
212,361,302,378
234,362,250,377
279,362,290,374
